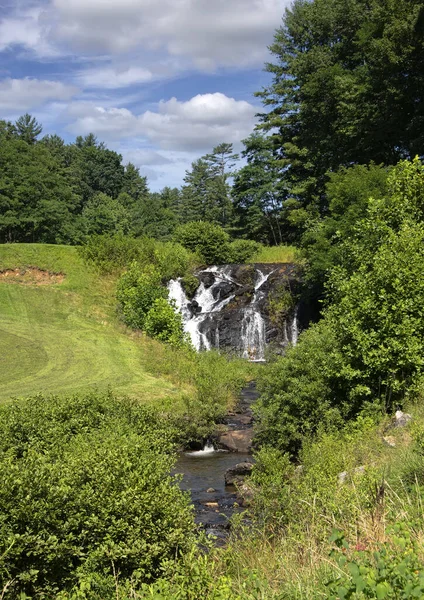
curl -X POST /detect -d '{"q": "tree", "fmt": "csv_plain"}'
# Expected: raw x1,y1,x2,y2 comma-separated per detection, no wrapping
180,144,239,227
302,163,390,302
258,0,424,237
0,137,81,243
82,192,131,236
15,113,42,144
122,162,148,203
205,143,239,225
327,158,424,409
232,133,287,244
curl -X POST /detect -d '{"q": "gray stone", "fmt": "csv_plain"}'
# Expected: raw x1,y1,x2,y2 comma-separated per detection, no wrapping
217,429,254,453
338,471,348,484
225,462,254,486
394,410,412,428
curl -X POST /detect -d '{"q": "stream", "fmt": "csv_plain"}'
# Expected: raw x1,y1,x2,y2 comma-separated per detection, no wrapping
174,383,259,543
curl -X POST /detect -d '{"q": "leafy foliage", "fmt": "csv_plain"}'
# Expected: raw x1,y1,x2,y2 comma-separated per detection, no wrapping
174,221,231,264
327,526,424,599
0,392,194,598
257,0,424,237
116,262,168,331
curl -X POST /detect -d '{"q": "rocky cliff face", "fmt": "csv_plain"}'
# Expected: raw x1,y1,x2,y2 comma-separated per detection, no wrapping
168,263,304,360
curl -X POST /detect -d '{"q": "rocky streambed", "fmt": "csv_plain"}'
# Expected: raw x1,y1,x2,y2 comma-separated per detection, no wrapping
175,382,258,543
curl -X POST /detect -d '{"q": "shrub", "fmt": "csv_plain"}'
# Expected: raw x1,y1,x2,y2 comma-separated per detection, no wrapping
144,298,188,347
327,526,424,599
0,392,194,598
154,241,200,281
255,319,347,455
79,234,156,274
173,221,231,264
116,262,167,330
227,239,262,263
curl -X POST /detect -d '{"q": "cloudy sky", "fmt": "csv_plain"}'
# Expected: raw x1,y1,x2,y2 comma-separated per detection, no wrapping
0,0,287,189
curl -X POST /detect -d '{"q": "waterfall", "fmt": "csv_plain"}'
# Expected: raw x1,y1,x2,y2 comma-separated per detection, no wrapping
168,264,300,358
168,267,236,352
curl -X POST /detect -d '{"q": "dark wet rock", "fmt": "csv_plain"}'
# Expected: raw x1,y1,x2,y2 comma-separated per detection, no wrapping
188,300,202,316
225,462,254,486
198,272,216,288
191,263,304,356
212,281,234,301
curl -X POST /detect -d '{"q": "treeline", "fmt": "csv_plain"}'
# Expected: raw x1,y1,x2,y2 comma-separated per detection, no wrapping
1,0,423,257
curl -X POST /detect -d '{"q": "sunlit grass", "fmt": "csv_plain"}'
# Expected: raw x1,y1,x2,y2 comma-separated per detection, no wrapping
0,244,181,403
252,245,300,264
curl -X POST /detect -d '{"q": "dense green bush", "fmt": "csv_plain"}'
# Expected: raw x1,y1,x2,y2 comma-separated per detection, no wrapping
227,239,262,263
327,526,424,599
116,262,189,347
80,234,198,280
144,298,188,347
0,392,194,598
116,262,167,331
255,319,346,455
154,240,200,281
173,221,231,264
79,234,156,274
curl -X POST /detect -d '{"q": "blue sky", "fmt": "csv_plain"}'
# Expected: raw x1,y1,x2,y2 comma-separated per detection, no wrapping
0,0,289,190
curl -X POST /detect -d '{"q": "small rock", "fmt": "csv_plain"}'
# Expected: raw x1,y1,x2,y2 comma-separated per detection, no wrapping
225,462,254,486
383,436,396,447
206,488,215,493
338,471,348,484
354,465,366,475
237,482,255,506
203,502,219,508
394,410,412,428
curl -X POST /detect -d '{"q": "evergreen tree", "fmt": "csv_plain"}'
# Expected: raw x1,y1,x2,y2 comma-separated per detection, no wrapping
257,0,424,237
232,133,286,244
15,114,42,144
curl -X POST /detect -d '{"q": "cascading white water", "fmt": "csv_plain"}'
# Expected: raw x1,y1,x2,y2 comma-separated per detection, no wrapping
168,267,236,351
185,440,215,456
168,264,299,358
240,269,275,361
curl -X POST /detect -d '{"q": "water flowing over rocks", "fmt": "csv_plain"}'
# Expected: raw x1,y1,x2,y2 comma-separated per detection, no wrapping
169,263,302,360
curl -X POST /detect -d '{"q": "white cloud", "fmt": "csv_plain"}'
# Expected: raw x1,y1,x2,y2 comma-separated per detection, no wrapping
120,148,172,166
76,65,154,89
0,6,59,57
53,0,284,68
66,92,258,151
0,78,78,111
1,0,285,71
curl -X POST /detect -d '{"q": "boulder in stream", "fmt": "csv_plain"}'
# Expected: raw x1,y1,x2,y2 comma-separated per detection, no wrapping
218,429,254,453
225,462,254,486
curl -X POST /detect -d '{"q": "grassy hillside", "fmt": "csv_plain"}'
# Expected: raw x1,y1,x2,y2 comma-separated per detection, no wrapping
0,244,180,403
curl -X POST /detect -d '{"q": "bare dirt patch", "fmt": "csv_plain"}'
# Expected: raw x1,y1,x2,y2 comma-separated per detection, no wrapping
0,267,65,285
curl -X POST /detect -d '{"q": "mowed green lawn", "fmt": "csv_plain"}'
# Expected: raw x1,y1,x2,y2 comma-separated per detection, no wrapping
0,244,179,403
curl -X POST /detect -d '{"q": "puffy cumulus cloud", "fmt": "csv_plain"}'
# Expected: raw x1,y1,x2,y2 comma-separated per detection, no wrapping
0,78,78,111
140,93,258,150
66,103,138,138
3,0,285,70
66,93,258,151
